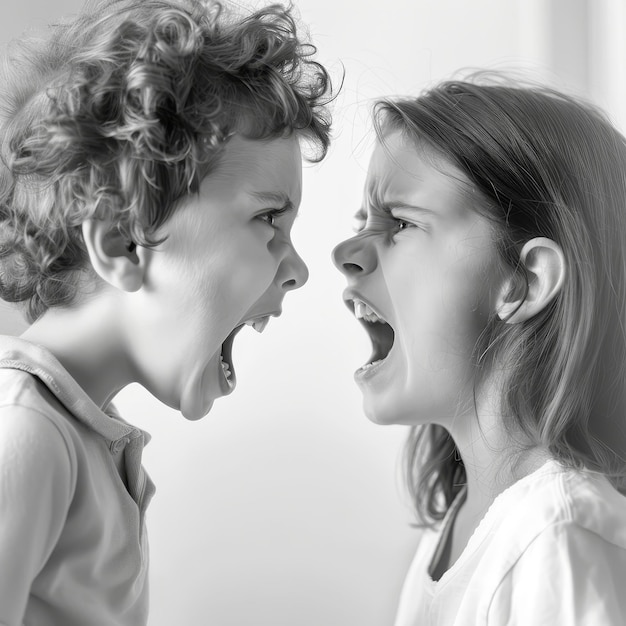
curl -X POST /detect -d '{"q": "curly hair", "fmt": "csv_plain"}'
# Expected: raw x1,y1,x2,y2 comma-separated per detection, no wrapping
373,76,626,525
0,0,333,322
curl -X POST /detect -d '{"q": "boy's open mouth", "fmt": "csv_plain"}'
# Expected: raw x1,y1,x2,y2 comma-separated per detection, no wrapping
219,316,272,391
347,298,395,371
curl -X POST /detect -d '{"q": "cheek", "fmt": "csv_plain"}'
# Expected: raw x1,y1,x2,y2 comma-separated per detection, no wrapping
387,249,493,368
223,239,279,299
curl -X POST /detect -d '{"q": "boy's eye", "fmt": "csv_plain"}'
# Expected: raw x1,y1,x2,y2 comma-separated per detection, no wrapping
258,207,288,228
259,212,276,226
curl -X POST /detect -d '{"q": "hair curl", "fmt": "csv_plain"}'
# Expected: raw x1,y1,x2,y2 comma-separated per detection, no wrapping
0,0,333,322
373,75,626,525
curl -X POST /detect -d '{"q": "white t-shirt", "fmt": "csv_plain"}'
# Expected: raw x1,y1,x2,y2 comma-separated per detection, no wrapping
394,459,626,625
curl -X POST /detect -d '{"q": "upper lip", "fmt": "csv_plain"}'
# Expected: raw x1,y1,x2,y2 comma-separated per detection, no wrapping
342,290,388,323
240,310,281,324
238,310,282,334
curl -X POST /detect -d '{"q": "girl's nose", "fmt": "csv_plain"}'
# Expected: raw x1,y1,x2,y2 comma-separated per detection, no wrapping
332,234,377,277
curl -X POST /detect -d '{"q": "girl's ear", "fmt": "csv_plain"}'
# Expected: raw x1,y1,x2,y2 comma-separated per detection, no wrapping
497,237,565,324
82,219,147,292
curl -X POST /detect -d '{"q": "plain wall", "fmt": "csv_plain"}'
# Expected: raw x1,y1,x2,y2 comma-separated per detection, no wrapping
1,1,622,625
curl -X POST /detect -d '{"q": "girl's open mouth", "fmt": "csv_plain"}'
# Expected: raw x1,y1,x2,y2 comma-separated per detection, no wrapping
348,298,395,374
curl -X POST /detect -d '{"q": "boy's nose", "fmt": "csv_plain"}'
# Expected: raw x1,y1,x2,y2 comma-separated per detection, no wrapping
332,234,377,277
279,246,309,291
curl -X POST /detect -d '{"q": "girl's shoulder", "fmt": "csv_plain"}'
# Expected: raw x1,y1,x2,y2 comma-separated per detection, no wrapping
489,459,626,547
549,460,626,547
482,463,626,624
454,459,626,584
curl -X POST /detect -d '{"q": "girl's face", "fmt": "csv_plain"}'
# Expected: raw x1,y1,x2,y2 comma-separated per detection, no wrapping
129,135,307,419
333,131,501,426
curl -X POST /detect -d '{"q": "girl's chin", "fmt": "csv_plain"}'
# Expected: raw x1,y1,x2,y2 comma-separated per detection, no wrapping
362,391,429,427
362,397,402,426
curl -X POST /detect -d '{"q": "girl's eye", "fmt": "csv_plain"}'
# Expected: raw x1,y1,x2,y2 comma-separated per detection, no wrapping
393,217,416,233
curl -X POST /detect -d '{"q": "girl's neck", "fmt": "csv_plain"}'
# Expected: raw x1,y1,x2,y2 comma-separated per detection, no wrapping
447,384,551,551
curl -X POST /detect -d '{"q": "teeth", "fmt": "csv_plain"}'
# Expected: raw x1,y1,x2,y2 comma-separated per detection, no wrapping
245,316,270,334
358,359,384,372
353,299,385,324
220,355,234,388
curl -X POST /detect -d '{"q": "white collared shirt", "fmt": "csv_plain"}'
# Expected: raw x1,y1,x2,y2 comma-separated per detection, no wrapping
394,459,626,625
0,335,155,626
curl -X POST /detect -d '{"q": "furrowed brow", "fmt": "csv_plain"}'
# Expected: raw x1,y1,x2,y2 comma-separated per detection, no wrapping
250,191,296,212
382,200,435,217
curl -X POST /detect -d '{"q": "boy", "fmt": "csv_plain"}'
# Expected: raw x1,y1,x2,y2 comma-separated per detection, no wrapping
0,0,332,623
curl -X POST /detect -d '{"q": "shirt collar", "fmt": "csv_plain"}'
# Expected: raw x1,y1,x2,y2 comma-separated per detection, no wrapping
0,335,143,444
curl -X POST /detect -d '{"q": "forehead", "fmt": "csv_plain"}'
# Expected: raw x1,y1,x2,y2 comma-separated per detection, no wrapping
209,134,303,204
159,134,302,241
366,131,471,213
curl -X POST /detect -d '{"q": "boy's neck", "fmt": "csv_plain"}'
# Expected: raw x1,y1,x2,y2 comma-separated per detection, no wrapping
21,296,131,410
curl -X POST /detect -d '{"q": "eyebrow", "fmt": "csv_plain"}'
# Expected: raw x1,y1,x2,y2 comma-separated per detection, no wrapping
354,201,435,221
250,191,296,213
384,201,435,216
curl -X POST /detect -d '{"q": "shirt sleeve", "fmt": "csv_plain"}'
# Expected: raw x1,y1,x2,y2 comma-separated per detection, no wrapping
0,403,75,626
488,521,626,625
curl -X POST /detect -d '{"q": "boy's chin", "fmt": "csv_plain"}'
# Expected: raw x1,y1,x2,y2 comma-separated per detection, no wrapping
178,367,233,420
180,400,215,421
179,386,217,420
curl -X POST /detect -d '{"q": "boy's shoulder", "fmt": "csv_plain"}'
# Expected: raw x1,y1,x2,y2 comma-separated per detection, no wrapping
0,335,77,428
0,363,78,504
0,359,78,462
0,334,148,452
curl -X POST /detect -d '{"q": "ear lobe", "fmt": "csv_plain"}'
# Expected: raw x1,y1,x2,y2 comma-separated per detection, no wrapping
82,219,145,292
497,237,565,324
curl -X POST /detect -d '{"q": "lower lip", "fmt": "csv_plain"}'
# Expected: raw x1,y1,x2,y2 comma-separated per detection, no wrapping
354,357,388,382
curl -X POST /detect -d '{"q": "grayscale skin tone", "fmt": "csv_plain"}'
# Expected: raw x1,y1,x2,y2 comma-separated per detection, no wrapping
333,130,564,567
23,134,308,420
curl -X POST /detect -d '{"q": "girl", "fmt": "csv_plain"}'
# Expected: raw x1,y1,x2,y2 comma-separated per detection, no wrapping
332,77,626,625
0,0,331,623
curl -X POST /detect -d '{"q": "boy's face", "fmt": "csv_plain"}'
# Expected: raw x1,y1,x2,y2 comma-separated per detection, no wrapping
130,135,307,419
332,131,500,427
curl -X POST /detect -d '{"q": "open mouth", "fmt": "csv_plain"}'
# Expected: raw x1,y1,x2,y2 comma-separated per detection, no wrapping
348,298,395,372
219,315,272,391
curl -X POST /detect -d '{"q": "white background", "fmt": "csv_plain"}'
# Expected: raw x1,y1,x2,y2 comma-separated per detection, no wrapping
1,1,624,624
